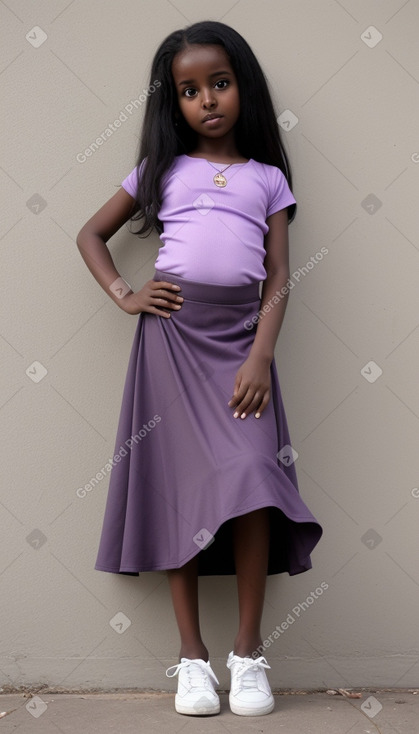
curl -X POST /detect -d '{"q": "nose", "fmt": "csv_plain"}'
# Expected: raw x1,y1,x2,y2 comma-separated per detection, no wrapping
201,87,217,109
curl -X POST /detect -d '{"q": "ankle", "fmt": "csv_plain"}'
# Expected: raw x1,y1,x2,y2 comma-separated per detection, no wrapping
179,644,209,662
233,636,263,659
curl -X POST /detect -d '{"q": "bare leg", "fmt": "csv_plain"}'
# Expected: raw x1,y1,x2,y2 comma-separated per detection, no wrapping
232,508,270,658
167,554,209,662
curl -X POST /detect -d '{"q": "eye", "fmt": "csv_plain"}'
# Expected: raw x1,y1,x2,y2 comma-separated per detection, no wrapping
183,87,197,98
215,79,229,89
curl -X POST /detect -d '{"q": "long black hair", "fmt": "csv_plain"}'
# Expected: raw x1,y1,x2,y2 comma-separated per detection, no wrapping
129,20,296,236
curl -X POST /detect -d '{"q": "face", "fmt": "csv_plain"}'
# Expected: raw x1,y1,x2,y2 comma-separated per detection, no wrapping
171,44,240,141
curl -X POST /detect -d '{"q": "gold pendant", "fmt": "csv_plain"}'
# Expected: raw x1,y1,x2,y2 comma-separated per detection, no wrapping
213,173,227,188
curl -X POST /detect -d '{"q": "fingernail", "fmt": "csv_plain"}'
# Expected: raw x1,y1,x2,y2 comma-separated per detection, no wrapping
255,412,261,418
233,411,239,418
240,413,246,419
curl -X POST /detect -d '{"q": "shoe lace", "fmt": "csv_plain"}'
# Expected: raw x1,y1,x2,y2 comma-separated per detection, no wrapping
166,659,219,688
233,656,271,689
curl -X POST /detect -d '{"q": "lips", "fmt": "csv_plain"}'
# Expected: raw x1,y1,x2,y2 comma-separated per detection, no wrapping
202,114,222,123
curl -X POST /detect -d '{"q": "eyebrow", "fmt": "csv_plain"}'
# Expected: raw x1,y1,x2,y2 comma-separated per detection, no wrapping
177,70,232,86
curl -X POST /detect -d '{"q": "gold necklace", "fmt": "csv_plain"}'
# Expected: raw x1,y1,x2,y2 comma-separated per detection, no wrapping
206,161,234,188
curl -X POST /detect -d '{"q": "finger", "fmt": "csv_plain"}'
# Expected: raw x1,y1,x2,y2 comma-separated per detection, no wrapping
152,280,182,291
232,387,258,418
153,297,182,310
228,378,245,408
227,371,243,406
234,386,270,419
254,391,270,418
150,305,171,318
148,282,183,307
228,388,240,407
152,281,183,299
151,287,181,298
153,292,184,306
229,378,271,415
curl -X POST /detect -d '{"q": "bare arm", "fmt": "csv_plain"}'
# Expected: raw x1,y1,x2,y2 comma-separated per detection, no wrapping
248,207,290,362
76,187,183,315
228,207,290,419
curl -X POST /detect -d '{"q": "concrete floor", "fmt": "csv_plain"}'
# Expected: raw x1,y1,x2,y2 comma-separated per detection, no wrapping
0,690,418,733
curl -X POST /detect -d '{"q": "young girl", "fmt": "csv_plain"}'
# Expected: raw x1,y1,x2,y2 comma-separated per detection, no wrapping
77,20,322,717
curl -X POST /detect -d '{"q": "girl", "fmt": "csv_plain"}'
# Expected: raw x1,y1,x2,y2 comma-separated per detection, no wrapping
77,20,322,718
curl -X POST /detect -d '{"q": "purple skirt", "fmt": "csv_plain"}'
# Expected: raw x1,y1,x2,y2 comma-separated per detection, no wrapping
94,270,322,576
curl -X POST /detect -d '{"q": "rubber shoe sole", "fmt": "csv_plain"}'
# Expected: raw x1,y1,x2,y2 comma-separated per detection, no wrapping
175,694,220,716
229,695,275,716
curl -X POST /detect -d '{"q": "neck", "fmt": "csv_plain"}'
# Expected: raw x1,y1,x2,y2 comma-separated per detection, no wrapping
192,132,243,163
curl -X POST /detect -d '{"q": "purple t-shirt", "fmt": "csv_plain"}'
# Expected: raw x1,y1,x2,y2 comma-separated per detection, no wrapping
121,154,296,285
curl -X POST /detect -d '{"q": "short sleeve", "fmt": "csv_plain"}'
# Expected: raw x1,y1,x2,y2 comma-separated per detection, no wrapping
266,166,296,218
121,158,146,199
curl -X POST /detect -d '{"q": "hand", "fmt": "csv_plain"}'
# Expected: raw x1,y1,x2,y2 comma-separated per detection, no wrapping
120,280,184,316
228,355,271,419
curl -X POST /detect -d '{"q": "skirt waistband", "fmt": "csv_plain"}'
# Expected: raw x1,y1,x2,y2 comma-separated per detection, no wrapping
153,270,260,305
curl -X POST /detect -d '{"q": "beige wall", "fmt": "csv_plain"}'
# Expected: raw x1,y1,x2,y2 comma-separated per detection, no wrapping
1,0,418,691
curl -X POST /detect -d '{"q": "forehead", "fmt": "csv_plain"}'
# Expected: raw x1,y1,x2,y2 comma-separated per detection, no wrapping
171,44,233,81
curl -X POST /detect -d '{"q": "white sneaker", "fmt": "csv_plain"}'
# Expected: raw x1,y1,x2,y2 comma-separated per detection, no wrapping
226,651,275,716
166,657,220,715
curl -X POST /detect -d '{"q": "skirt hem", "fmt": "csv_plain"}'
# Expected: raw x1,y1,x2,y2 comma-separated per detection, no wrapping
94,500,321,576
